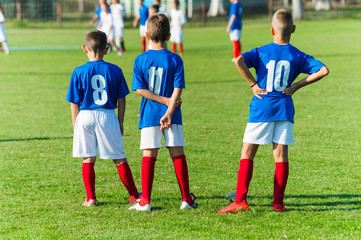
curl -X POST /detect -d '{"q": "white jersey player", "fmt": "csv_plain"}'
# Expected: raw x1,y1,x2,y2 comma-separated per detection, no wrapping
170,0,186,54
0,6,10,55
110,0,125,52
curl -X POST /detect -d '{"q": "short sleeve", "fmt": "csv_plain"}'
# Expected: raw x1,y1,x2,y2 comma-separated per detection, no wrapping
230,4,236,16
117,70,130,98
241,48,259,69
132,57,148,90
174,57,185,89
299,53,325,74
65,70,83,104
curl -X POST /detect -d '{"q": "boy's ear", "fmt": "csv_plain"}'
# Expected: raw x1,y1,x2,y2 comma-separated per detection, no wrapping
271,27,275,36
291,25,296,33
82,44,88,54
146,32,151,40
104,46,110,55
166,33,171,41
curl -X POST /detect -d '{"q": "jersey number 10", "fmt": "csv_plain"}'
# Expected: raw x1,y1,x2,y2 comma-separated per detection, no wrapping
266,60,290,92
148,67,163,95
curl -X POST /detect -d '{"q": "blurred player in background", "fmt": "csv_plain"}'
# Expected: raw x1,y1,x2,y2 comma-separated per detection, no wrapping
154,0,167,15
98,3,123,56
110,0,126,54
170,0,186,55
133,0,149,52
227,0,243,62
218,9,329,214
0,5,10,55
66,30,140,207
88,0,107,27
145,4,160,51
130,14,196,212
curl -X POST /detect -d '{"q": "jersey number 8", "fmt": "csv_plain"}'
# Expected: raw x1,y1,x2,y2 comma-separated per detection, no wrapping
91,75,108,105
266,60,290,92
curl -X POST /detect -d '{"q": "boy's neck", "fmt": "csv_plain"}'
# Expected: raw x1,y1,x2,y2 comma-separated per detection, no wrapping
273,35,291,45
150,41,167,50
88,54,104,61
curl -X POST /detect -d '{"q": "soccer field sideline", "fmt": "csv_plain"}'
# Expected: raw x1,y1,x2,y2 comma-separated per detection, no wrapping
1,18,361,239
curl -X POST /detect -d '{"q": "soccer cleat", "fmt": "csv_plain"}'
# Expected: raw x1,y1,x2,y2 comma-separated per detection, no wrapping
231,58,236,62
128,195,141,204
82,199,96,207
217,201,249,214
128,202,151,212
117,50,123,56
272,203,286,212
180,193,197,210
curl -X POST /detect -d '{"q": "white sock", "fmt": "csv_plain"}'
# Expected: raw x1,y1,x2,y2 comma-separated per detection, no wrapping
2,41,10,54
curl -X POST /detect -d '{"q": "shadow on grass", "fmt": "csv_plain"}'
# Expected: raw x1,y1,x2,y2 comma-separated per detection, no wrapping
0,136,73,142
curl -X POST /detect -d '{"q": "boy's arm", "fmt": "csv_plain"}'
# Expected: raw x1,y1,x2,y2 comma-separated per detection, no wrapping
133,15,140,28
136,89,172,106
117,98,126,135
160,88,182,130
235,55,268,99
70,103,80,128
283,66,329,96
226,15,236,33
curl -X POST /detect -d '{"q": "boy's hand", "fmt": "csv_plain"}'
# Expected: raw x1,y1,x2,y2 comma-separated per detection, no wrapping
252,85,268,99
160,114,172,130
283,86,297,96
226,26,230,33
165,97,182,107
119,121,124,135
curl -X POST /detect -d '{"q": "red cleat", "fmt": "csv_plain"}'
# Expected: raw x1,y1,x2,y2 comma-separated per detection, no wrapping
272,203,286,212
217,201,249,214
128,195,141,204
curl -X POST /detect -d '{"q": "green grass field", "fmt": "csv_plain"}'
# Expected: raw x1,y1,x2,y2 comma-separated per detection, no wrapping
1,15,361,239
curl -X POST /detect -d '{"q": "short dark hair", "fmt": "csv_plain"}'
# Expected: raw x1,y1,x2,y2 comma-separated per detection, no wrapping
147,14,170,43
174,0,180,7
149,4,160,13
85,30,107,56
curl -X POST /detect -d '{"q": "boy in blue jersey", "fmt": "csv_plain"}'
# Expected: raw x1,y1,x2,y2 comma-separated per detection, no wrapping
129,14,196,212
133,0,149,52
218,9,329,214
66,30,140,207
227,0,243,61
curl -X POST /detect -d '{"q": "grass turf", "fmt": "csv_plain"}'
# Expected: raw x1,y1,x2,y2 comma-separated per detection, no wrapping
1,17,361,239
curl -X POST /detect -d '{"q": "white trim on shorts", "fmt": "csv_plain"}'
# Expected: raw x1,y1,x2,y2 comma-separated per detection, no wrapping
73,108,126,159
139,25,146,37
243,121,294,145
229,29,241,41
140,124,185,150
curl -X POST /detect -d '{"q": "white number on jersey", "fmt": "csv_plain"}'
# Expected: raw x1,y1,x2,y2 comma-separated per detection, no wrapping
91,74,108,105
148,67,163,95
266,60,290,92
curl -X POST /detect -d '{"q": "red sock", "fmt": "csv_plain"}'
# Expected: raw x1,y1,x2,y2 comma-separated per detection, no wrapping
235,159,253,203
273,162,289,205
232,40,241,59
82,162,96,201
116,162,139,198
172,155,191,204
141,38,146,52
172,42,176,53
141,156,156,205
179,43,183,54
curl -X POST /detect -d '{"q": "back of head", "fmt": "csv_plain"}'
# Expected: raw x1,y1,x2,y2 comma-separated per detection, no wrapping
272,9,294,37
85,30,107,56
174,0,180,8
147,14,170,43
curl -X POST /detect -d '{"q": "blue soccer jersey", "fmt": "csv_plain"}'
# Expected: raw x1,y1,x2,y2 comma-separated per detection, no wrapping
229,1,243,30
139,6,149,26
242,43,325,123
132,49,185,129
66,60,129,110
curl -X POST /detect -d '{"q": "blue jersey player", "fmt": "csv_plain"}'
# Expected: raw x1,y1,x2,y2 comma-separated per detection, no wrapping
218,9,329,214
129,14,196,212
66,30,140,207
133,0,149,52
227,0,243,61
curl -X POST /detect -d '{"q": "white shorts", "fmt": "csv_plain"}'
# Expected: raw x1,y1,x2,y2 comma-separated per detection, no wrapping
114,25,124,38
0,24,7,42
229,29,241,41
73,109,126,159
140,124,185,149
139,25,146,37
170,27,183,44
243,121,294,145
